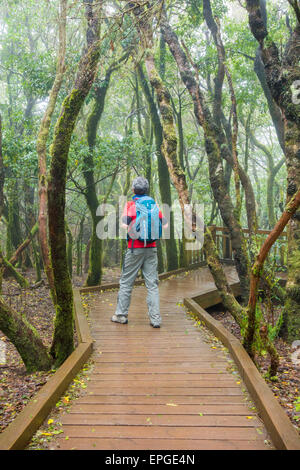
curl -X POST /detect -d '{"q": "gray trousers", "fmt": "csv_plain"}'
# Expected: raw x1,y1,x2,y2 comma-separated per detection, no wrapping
115,247,161,325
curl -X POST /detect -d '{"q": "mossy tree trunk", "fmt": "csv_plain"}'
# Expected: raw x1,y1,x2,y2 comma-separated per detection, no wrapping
6,181,23,261
84,52,129,286
4,222,38,270
137,63,178,271
245,0,300,342
84,71,111,287
37,0,67,303
244,189,300,361
0,298,52,372
0,114,3,291
76,216,85,276
48,0,101,367
66,223,73,278
23,180,35,268
160,3,251,300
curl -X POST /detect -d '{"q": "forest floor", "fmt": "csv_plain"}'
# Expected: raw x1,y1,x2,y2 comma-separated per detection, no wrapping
0,266,119,433
0,265,299,438
207,304,300,434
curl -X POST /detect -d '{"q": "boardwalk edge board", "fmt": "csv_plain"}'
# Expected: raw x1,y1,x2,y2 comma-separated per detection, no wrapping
0,288,93,451
183,295,300,451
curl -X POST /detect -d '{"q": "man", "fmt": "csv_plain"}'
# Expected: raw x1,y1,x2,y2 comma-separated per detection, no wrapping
111,176,168,328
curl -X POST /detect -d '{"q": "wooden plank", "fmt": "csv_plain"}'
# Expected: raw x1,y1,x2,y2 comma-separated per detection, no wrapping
73,289,93,344
89,373,234,380
61,414,262,427
74,395,250,405
191,283,241,309
57,437,271,450
184,297,300,450
86,387,244,396
58,424,267,440
92,345,220,350
93,356,228,363
67,403,256,415
92,365,230,374
87,380,237,388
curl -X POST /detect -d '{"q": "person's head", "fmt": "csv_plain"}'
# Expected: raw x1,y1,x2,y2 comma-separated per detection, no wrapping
132,176,149,195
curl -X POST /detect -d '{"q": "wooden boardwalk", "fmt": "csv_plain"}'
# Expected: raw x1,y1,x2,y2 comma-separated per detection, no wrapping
56,266,273,450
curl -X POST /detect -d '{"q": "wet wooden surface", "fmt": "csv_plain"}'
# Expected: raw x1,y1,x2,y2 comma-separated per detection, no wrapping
56,266,274,450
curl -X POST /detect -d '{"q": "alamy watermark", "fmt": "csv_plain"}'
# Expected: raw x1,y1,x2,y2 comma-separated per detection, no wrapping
95,198,204,251
0,339,6,365
291,340,300,367
291,80,300,105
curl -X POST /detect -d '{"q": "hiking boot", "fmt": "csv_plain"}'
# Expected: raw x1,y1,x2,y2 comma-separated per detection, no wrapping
111,314,128,324
150,322,161,328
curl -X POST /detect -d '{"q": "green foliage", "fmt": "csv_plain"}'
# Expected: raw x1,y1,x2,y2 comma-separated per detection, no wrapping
21,51,56,98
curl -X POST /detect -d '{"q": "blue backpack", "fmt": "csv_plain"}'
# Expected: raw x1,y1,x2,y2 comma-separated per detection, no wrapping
128,196,162,249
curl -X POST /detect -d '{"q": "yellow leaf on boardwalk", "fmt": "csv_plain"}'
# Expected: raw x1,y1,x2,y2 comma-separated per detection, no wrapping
166,403,178,407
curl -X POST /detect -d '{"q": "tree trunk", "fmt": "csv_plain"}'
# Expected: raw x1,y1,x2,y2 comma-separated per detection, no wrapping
83,74,110,286
76,217,85,276
5,222,38,269
37,0,67,303
66,223,73,278
48,0,101,366
245,0,300,341
137,63,178,271
23,180,35,268
160,9,250,299
84,54,128,285
0,297,52,372
6,181,23,259
244,189,300,358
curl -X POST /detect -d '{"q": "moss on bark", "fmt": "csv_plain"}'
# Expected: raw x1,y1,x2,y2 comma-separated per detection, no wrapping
0,296,52,372
48,1,101,366
137,63,178,271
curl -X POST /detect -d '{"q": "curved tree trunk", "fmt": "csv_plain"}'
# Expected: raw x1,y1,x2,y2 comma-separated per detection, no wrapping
83,72,112,286
0,298,52,372
160,6,250,299
137,63,178,271
37,0,67,303
245,0,300,342
48,0,101,366
84,51,130,286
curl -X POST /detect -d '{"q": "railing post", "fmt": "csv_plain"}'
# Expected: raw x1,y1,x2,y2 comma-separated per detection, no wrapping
209,225,217,243
223,228,231,259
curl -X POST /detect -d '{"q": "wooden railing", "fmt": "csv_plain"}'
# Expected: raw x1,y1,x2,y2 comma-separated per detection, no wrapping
185,226,288,268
